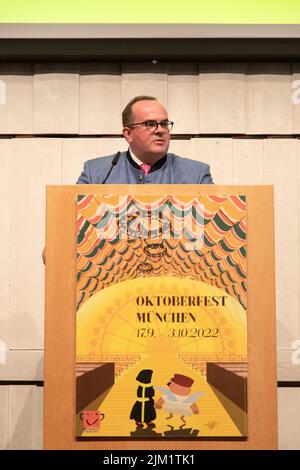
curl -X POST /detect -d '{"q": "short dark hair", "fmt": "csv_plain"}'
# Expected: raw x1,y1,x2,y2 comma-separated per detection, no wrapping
122,95,157,127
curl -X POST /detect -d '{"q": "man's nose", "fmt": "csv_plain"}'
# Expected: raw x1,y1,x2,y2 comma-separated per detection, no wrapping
155,124,166,133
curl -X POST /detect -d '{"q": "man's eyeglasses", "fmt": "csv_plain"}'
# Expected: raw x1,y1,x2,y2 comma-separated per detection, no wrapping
128,119,174,132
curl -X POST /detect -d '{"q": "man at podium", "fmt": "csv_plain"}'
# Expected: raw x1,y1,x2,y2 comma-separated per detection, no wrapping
77,95,213,185
43,96,212,264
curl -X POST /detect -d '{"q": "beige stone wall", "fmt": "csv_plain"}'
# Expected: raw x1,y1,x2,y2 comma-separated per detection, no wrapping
1,62,299,135
0,63,300,449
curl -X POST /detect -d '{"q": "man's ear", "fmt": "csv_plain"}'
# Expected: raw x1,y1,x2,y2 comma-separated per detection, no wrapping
123,127,132,143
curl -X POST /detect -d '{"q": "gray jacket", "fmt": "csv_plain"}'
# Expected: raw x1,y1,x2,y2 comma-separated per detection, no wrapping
77,151,213,185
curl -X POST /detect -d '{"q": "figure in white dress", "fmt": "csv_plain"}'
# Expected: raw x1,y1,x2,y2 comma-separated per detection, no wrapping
155,374,204,429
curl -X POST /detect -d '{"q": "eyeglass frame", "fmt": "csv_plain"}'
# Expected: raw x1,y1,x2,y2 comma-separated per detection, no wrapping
127,119,174,132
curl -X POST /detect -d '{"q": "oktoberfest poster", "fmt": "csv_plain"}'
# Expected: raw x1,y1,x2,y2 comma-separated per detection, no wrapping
76,194,247,438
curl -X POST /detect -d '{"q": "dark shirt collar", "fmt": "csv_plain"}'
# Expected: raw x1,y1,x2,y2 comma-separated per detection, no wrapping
126,150,167,173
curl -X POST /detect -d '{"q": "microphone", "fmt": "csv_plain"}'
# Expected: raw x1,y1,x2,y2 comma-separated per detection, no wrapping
102,151,121,184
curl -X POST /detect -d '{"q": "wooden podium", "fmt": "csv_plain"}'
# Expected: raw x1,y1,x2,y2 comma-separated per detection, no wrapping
44,185,277,449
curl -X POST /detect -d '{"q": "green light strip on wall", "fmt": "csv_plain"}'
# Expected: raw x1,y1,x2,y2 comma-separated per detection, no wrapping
0,0,300,23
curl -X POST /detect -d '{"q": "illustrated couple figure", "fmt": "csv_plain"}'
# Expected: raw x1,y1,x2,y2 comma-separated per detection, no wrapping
129,369,203,429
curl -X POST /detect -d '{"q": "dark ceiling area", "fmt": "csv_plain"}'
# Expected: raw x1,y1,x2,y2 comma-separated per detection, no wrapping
1,38,300,62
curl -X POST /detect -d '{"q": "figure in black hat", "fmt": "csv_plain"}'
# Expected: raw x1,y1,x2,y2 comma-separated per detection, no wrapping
129,369,156,429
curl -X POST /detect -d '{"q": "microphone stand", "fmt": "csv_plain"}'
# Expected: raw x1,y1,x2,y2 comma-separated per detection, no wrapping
102,151,121,184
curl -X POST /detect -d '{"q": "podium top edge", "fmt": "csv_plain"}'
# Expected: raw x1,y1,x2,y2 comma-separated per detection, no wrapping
46,184,275,188
46,185,275,198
